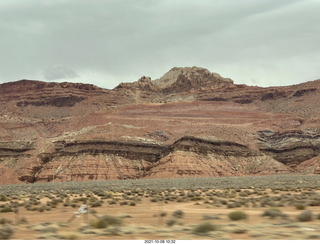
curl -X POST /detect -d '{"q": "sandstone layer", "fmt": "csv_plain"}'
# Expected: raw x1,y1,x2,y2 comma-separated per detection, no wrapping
1,66,320,184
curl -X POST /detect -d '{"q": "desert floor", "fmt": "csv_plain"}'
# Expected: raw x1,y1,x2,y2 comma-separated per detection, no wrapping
1,175,320,240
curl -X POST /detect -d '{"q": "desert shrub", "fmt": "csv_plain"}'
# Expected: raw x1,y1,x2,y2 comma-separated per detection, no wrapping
190,196,203,201
32,200,41,206
150,198,157,202
309,199,320,206
262,208,280,217
239,192,249,197
203,214,220,220
172,210,184,218
61,234,78,240
129,202,136,206
71,198,80,203
0,207,13,213
160,212,167,217
91,215,122,229
228,211,247,221
70,203,78,208
262,208,287,219
0,219,12,225
100,215,122,226
119,201,128,206
227,203,237,209
219,199,227,205
297,210,313,222
192,222,217,235
90,201,102,208
295,204,306,210
89,196,99,202
0,224,14,240
108,200,117,205
0,195,8,202
48,199,61,207
19,217,28,224
91,219,108,229
38,206,46,212
166,219,177,227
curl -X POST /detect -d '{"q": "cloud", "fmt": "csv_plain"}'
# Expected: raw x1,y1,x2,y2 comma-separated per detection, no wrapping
0,0,319,88
43,66,78,81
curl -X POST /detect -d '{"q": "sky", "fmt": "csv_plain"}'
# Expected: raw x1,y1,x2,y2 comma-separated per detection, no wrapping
1,0,320,89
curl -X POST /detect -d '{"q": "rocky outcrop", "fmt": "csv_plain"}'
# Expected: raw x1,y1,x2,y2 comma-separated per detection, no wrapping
1,67,320,184
153,66,233,94
45,140,166,162
143,151,288,179
257,130,320,166
168,136,258,157
295,156,320,174
35,154,152,182
18,136,289,183
0,141,35,157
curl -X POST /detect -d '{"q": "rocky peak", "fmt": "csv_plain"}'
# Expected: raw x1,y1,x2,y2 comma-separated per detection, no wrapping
115,76,155,91
152,66,234,93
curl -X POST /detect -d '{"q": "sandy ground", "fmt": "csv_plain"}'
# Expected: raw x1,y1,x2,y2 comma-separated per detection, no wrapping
1,189,320,240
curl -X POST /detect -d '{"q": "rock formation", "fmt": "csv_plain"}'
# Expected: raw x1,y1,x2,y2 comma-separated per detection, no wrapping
1,66,320,184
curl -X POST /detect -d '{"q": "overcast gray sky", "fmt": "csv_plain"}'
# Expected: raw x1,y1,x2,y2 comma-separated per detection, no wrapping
1,0,320,89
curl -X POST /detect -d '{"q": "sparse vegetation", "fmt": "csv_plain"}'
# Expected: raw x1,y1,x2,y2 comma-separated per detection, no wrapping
192,222,217,235
0,224,14,240
172,210,184,218
262,208,287,219
1,174,320,240
295,204,306,210
91,215,122,229
297,210,313,222
166,219,177,227
228,211,247,221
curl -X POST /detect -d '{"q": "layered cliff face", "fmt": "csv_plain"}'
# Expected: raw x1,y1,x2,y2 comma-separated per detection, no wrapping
17,137,291,183
257,130,320,167
1,66,320,184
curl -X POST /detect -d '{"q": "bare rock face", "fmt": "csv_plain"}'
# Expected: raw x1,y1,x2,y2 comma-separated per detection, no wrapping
35,154,152,182
153,66,233,93
15,136,290,183
296,156,320,174
143,151,288,179
1,66,320,184
257,130,320,167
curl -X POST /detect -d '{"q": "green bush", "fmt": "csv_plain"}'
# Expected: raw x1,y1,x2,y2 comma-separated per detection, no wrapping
228,211,247,221
297,210,313,222
193,222,217,235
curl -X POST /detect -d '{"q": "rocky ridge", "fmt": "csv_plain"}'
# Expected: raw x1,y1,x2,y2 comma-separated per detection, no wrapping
1,66,320,184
